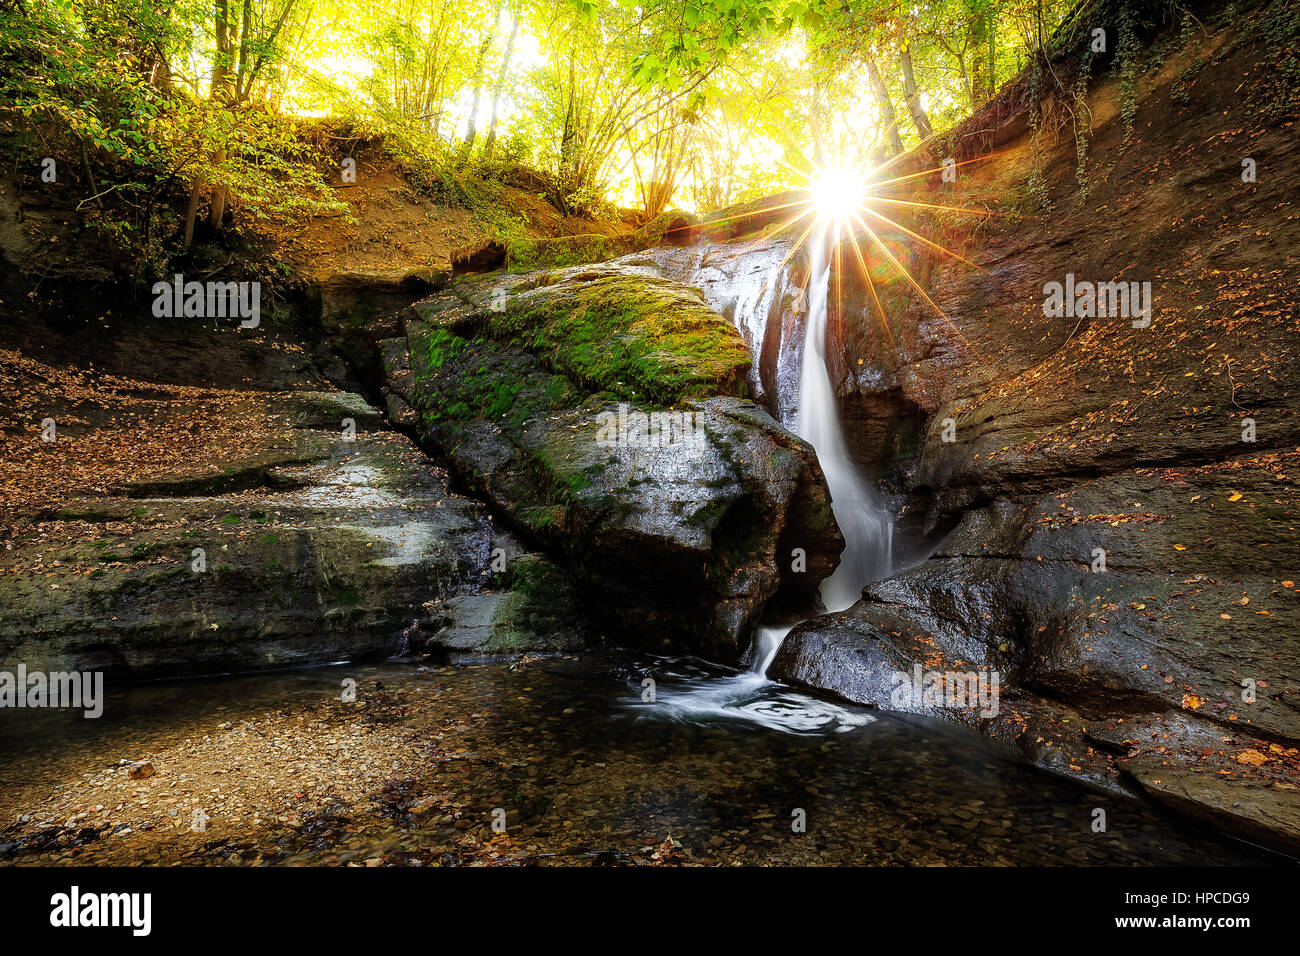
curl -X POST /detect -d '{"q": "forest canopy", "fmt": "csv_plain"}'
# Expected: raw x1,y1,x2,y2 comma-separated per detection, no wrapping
0,0,1082,251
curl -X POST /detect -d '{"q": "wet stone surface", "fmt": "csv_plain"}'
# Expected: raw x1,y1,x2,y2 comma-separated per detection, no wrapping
0,655,1286,867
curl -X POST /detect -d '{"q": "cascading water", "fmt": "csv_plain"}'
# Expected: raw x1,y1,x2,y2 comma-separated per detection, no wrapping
750,623,794,676
623,233,893,732
740,236,894,679
793,239,894,615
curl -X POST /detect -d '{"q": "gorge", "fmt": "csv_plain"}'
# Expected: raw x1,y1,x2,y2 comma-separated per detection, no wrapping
1,0,1297,870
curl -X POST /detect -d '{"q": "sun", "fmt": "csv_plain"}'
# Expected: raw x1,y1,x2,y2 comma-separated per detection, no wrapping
696,148,998,362
809,164,865,223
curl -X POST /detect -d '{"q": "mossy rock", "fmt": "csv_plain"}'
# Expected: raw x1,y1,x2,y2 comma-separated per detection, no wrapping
504,234,635,272
393,267,844,660
476,267,753,406
423,552,591,656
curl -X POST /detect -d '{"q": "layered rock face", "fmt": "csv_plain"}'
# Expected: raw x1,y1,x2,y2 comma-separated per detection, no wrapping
769,7,1300,852
0,330,587,678
381,263,844,661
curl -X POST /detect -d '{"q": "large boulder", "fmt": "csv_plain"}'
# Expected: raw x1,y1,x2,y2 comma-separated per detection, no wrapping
383,263,845,660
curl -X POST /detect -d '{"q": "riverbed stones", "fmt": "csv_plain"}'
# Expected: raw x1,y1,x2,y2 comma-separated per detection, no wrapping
0,657,1273,867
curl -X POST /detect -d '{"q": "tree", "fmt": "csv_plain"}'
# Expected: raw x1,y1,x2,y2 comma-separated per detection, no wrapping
864,55,904,156
463,0,503,149
483,4,521,155
898,41,932,140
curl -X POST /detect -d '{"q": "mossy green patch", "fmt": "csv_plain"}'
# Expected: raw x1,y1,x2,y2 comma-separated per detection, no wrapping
422,327,469,372
505,234,632,273
413,329,578,434
485,273,751,406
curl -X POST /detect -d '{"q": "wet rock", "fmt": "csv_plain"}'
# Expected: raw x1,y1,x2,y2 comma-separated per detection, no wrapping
633,239,810,426
1116,711,1300,856
385,265,844,660
425,553,590,656
0,391,502,678
772,607,988,724
762,17,1300,854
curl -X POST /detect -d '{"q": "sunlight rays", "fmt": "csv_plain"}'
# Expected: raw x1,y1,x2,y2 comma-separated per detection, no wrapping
737,153,998,369
687,149,998,371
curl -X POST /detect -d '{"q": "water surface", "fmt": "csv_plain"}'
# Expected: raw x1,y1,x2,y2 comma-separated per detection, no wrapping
0,654,1283,866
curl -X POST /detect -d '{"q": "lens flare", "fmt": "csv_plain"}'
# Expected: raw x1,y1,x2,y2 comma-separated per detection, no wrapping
699,149,1001,368
809,166,864,222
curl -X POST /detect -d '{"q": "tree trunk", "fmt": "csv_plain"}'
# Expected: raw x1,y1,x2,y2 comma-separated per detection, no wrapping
483,11,519,156
969,3,992,108
182,179,203,249
865,55,904,156
463,3,501,148
557,41,580,208
206,0,235,230
987,12,997,101
236,0,252,93
899,43,932,140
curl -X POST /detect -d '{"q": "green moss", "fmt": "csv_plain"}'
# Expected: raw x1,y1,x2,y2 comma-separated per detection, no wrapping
505,234,631,272
486,274,751,406
687,497,731,531
423,327,468,372
403,282,747,549
528,505,567,531
411,327,576,437
565,472,591,497
808,499,834,534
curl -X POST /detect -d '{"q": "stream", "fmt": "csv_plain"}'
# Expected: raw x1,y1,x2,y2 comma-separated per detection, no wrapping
0,656,1278,866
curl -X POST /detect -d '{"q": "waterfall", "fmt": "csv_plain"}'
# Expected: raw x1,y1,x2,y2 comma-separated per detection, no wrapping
794,237,894,615
742,236,894,678
750,623,795,676
646,234,895,678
